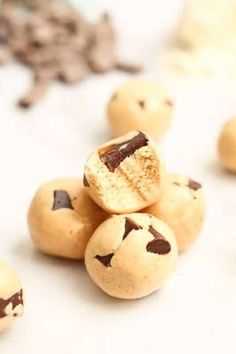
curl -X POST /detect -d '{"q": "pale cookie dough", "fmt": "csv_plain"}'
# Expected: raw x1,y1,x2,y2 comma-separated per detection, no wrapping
166,0,236,76
85,213,178,299
28,178,107,259
107,79,173,139
144,173,205,252
0,261,24,332
218,118,236,173
83,131,165,214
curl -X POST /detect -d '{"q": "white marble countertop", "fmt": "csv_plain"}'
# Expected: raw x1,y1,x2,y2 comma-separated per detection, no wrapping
0,1,236,353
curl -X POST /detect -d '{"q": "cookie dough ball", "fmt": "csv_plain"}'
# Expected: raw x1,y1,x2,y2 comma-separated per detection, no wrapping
107,79,173,140
218,118,236,173
28,178,107,260
85,213,178,299
144,174,205,252
0,261,24,332
177,0,236,48
84,130,165,214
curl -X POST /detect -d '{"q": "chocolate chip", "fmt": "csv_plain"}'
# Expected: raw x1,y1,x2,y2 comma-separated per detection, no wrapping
83,174,90,187
99,131,148,172
52,190,73,210
0,289,23,319
95,253,114,267
115,61,142,73
166,99,173,107
138,100,145,109
173,182,181,187
123,217,142,240
0,25,7,46
146,225,171,255
188,178,202,191
110,93,117,101
146,238,171,255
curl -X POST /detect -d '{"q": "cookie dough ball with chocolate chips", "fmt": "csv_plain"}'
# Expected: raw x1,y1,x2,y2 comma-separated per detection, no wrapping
107,79,173,139
85,213,178,299
28,178,107,260
0,261,24,332
144,173,205,252
218,118,236,173
84,131,165,214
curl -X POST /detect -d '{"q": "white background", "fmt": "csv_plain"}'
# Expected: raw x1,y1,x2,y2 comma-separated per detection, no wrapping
0,0,236,353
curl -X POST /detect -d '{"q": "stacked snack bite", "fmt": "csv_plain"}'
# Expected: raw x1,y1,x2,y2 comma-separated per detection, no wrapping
83,130,165,213
85,214,178,299
0,261,24,332
144,173,205,252
28,178,107,259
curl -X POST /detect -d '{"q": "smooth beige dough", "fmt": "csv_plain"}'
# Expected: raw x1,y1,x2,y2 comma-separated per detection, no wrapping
107,79,173,140
85,213,178,300
218,118,236,173
83,130,165,214
28,178,107,259
144,173,205,252
0,261,24,332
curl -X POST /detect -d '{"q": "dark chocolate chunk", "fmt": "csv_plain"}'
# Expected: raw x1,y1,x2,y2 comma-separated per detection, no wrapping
99,131,148,172
166,99,173,107
110,93,117,101
173,182,181,187
146,225,171,255
188,178,202,191
95,253,114,267
146,238,171,255
83,174,90,187
52,190,73,210
115,61,142,73
138,100,145,109
0,289,23,319
0,22,7,46
123,217,142,240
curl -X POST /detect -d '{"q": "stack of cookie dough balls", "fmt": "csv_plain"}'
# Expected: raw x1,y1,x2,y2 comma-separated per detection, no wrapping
28,130,205,300
0,261,24,332
218,118,236,173
107,79,173,140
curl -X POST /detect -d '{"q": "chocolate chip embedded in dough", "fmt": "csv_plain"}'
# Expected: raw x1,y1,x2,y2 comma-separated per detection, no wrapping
146,225,171,255
95,253,114,267
188,178,202,191
52,190,73,210
122,217,142,240
83,174,90,187
138,100,145,109
99,131,148,172
146,238,171,255
165,99,173,107
0,289,23,319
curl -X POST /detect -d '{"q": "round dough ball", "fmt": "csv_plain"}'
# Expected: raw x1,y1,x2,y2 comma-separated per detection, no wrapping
218,118,236,173
85,213,178,299
84,130,165,214
28,178,107,260
144,173,205,252
0,261,24,332
107,79,173,140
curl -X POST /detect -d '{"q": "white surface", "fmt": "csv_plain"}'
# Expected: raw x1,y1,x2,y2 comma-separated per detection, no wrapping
0,1,236,353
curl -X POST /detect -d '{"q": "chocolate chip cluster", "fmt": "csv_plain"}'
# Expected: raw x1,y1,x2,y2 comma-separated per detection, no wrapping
0,1,141,107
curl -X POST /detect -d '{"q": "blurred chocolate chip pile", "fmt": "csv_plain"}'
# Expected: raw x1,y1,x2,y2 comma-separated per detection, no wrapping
0,0,141,108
